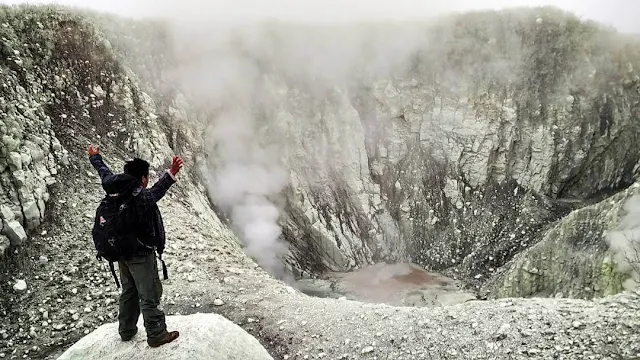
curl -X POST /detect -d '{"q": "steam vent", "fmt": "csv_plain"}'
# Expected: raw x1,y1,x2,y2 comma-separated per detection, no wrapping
0,3,639,360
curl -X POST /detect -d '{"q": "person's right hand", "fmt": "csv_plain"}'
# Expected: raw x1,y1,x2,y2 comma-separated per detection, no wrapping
170,156,184,176
88,145,100,156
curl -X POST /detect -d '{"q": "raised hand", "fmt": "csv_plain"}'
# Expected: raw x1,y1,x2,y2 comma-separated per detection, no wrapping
88,144,100,156
170,155,184,176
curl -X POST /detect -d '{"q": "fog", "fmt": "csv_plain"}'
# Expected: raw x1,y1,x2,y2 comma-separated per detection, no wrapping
164,19,438,278
0,0,637,33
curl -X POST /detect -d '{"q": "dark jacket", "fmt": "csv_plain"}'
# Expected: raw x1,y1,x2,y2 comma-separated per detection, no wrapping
90,154,176,255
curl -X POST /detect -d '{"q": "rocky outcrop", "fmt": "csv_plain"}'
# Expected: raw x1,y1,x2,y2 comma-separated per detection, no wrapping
0,7,71,258
56,313,273,360
0,6,186,262
485,183,640,299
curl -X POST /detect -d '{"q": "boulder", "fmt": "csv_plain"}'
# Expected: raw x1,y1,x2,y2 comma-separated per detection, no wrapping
12,279,27,292
486,183,640,299
7,151,22,170
0,205,15,221
2,220,26,246
56,313,274,360
22,201,40,229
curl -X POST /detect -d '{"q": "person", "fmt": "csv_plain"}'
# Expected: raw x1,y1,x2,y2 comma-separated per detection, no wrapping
88,144,183,348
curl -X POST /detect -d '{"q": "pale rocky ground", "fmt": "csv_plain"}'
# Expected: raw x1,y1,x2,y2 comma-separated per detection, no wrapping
1,5,640,360
57,313,274,360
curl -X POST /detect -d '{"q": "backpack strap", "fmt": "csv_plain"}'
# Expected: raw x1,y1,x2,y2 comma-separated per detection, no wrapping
157,253,169,280
138,240,169,281
109,261,121,288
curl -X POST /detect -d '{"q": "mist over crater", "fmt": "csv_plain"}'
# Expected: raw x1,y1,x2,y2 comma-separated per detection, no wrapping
121,6,640,300
2,2,639,308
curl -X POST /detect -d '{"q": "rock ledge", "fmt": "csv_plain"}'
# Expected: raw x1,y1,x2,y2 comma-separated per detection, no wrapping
56,313,273,360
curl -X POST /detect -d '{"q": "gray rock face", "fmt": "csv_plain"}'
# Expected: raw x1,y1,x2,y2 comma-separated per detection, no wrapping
3,4,639,303
0,6,178,262
485,183,640,299
122,8,640,291
0,9,77,256
89,7,640,295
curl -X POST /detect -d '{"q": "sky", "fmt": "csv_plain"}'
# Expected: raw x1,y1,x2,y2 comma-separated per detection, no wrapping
0,0,637,32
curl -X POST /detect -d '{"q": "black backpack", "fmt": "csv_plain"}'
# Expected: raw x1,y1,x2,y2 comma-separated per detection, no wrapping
92,191,140,288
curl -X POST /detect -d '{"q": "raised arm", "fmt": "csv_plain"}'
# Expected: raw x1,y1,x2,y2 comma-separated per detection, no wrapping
88,145,113,181
135,156,184,214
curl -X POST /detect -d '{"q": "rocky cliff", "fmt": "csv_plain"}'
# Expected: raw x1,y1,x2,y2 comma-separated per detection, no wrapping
83,6,640,293
271,9,640,286
0,5,69,259
0,5,214,264
0,5,245,358
2,4,640,297
487,183,639,299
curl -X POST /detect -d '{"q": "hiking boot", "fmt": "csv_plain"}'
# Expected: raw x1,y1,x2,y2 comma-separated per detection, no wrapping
147,331,179,348
120,328,138,341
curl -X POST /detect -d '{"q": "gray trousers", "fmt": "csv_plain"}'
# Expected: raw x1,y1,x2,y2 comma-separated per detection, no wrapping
117,254,167,342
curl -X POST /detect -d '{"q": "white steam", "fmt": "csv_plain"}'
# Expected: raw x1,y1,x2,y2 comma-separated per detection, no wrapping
205,107,290,277
154,19,430,278
605,193,640,289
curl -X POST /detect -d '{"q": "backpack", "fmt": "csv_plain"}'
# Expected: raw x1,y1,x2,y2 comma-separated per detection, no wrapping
92,191,141,288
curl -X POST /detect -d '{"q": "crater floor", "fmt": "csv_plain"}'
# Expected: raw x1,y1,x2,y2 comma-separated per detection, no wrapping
296,262,477,307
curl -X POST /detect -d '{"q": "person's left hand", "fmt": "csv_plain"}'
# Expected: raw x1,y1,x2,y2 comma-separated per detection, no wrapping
170,155,184,176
